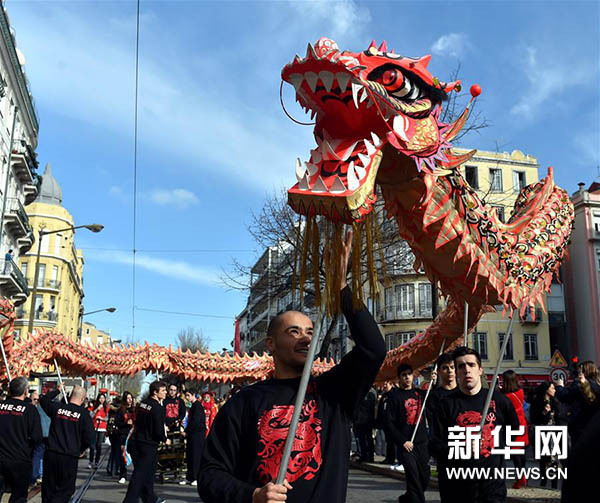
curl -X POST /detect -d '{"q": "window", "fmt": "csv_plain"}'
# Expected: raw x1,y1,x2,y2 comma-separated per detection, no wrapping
36,263,46,287
524,334,538,360
498,332,513,360
40,233,49,253
51,265,59,288
54,234,62,255
492,205,505,223
385,331,415,351
465,166,479,189
418,283,432,317
395,284,415,317
21,262,27,279
384,287,394,319
473,332,488,360
489,168,503,192
512,171,526,193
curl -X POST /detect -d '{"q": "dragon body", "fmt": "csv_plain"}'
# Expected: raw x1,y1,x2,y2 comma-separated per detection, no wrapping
282,38,574,380
0,38,573,384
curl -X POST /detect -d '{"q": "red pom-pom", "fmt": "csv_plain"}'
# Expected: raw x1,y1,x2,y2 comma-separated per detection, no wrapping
470,84,481,98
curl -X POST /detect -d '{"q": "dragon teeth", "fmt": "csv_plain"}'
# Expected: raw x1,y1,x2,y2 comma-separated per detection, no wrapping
312,176,328,193
295,158,305,182
330,176,347,194
298,173,311,191
306,42,318,60
364,139,377,156
319,71,334,92
371,132,381,146
336,73,351,93
359,87,369,103
351,82,362,109
310,149,322,163
305,162,319,176
305,72,318,92
393,115,409,142
289,73,303,92
355,165,366,180
357,153,371,168
347,161,360,190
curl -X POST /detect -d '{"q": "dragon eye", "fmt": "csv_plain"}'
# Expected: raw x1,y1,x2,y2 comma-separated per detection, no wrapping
380,69,404,92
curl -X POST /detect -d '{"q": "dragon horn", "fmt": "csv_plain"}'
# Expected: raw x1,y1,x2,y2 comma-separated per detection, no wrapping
419,54,431,68
368,40,377,50
378,40,388,52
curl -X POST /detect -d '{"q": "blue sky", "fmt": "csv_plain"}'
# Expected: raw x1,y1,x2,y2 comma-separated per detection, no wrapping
5,0,599,352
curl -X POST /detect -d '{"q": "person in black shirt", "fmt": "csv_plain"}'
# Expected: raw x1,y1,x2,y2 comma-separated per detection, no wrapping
430,347,519,503
164,383,186,432
40,384,94,503
386,364,430,503
425,352,456,502
114,392,135,484
197,231,386,503
122,381,167,503
354,387,376,462
181,390,206,486
0,376,42,503
376,381,397,464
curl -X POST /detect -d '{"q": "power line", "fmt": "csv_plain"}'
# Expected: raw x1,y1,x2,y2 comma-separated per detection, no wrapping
78,247,254,253
132,0,141,340
135,306,236,320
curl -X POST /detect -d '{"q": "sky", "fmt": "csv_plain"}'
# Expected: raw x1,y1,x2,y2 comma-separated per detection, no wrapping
4,0,599,352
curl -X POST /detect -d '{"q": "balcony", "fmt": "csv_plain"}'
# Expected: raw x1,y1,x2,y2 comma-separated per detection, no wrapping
23,174,40,205
11,140,37,185
520,307,543,324
0,259,29,304
17,229,34,254
15,308,58,326
31,278,61,292
4,198,32,238
378,304,433,323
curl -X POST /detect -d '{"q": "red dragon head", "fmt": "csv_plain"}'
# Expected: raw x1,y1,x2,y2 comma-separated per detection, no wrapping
282,37,466,224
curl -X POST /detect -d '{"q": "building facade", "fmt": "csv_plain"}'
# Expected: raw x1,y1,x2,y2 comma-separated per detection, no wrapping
0,5,40,305
81,321,112,346
562,182,600,363
14,164,85,341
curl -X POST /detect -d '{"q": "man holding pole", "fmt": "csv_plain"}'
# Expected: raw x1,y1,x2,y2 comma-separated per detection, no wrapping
197,231,386,503
430,347,519,503
386,364,430,503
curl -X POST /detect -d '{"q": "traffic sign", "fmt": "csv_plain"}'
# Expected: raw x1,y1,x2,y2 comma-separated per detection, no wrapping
550,367,568,384
550,349,568,368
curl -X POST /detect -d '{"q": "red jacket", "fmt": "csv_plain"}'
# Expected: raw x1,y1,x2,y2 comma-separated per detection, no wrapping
92,406,108,431
505,389,529,446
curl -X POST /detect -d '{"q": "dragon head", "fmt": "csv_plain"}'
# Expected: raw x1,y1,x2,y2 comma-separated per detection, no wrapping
283,37,466,224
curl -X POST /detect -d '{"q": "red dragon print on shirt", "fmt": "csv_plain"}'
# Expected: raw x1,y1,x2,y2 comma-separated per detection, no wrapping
165,402,180,420
256,399,323,484
404,395,422,425
456,401,497,457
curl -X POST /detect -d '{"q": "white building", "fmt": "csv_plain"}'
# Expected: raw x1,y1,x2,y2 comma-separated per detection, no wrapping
0,4,40,306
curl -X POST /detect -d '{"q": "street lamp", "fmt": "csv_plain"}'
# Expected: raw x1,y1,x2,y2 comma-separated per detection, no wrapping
78,307,116,340
27,224,104,334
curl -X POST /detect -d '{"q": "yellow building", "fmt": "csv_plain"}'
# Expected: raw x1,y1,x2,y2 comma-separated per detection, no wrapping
14,163,84,342
379,149,551,384
81,321,112,346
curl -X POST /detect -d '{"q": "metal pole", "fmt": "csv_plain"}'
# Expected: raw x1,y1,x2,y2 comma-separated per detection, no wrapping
0,323,12,381
478,312,516,434
0,105,19,251
275,316,321,485
53,358,68,403
463,301,469,348
27,228,44,335
410,338,446,443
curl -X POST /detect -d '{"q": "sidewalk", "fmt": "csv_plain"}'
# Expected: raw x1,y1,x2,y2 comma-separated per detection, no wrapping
350,456,561,503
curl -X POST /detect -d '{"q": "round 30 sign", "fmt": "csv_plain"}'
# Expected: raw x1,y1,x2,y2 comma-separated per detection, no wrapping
550,367,568,384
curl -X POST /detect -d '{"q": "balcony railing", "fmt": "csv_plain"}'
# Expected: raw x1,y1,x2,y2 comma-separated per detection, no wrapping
11,140,37,184
5,198,32,237
0,259,29,295
15,308,58,322
32,278,61,290
378,304,433,322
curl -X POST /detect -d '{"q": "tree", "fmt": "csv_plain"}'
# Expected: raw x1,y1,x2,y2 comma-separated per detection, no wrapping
175,327,210,353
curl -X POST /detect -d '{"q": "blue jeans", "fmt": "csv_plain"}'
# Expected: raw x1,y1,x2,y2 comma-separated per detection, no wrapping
31,443,45,482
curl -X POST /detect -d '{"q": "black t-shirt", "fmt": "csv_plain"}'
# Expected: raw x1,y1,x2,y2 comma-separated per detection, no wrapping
40,390,94,458
186,400,206,437
386,388,428,446
426,386,456,432
197,287,386,503
0,397,42,462
430,388,519,469
133,397,166,445
164,396,186,427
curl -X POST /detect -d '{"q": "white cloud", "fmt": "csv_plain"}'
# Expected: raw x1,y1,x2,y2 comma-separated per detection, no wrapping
511,47,592,119
87,249,220,286
431,33,470,58
147,189,199,210
289,0,371,39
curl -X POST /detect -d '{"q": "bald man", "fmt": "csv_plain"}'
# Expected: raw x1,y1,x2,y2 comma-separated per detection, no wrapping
40,384,94,502
198,232,386,503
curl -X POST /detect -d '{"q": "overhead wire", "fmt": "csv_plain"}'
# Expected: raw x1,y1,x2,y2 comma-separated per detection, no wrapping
132,0,141,339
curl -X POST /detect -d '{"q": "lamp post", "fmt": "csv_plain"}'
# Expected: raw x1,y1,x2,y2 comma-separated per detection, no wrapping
27,224,103,335
77,306,116,340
